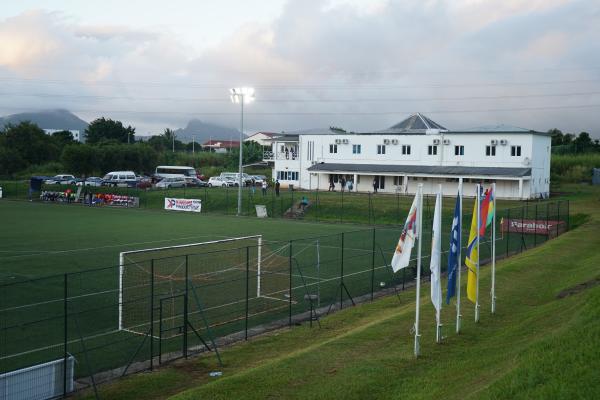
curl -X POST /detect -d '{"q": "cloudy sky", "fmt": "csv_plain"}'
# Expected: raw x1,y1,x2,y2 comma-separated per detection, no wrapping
0,0,599,136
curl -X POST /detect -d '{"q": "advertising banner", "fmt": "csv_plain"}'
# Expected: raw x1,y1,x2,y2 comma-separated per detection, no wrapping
164,198,202,213
500,218,565,237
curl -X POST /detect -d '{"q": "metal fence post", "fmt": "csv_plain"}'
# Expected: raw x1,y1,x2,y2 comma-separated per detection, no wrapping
225,187,229,214
371,228,376,301
534,203,538,247
340,233,345,309
556,201,560,238
546,202,550,241
150,259,154,371
316,189,320,222
288,241,293,327
245,246,249,340
340,190,344,223
521,205,525,252
184,255,189,358
506,208,510,258
567,200,570,231
63,273,68,397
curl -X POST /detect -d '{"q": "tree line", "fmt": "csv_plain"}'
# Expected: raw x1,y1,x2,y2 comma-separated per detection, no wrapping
549,129,600,153
0,118,264,178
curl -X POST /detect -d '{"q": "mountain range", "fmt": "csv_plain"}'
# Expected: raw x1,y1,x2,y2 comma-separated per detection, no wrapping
0,110,243,143
0,109,89,133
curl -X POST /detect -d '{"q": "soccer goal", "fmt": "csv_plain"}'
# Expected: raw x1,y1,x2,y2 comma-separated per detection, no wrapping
118,235,295,336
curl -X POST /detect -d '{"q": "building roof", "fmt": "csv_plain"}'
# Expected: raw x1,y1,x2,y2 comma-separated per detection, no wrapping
307,163,531,177
202,139,240,148
389,113,448,131
247,131,277,138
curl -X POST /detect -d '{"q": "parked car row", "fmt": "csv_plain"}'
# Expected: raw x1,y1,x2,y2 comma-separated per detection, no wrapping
42,171,269,190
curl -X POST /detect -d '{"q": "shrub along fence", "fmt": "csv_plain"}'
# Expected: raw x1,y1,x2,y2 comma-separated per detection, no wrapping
0,200,569,399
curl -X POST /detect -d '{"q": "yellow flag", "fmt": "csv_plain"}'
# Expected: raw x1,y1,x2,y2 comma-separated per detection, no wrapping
465,200,478,303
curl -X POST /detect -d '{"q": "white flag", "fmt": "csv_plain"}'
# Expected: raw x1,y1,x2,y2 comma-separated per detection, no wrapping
430,191,442,313
391,194,418,272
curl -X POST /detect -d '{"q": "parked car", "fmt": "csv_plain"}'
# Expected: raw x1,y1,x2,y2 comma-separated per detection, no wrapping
44,174,77,185
136,176,153,189
184,177,208,187
102,171,137,187
155,176,186,189
251,175,267,185
76,177,103,187
220,172,250,186
208,176,235,187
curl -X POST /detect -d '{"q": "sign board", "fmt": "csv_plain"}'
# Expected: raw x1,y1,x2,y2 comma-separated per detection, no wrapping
164,198,202,213
500,218,565,237
255,205,268,218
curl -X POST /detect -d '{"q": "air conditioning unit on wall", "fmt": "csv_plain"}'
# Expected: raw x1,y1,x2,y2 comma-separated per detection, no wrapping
342,139,349,144
443,139,450,145
433,139,440,145
383,139,391,145
391,139,399,145
335,139,342,144
490,139,498,146
500,139,508,145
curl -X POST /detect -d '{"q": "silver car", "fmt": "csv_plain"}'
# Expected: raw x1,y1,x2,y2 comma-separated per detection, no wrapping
155,176,186,189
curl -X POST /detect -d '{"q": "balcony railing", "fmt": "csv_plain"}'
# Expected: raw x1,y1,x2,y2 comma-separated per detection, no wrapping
263,151,299,161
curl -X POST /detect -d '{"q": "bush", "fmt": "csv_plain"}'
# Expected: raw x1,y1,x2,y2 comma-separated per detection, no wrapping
551,154,600,182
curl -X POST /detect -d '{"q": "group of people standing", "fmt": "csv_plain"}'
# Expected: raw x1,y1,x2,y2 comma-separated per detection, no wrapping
328,176,354,192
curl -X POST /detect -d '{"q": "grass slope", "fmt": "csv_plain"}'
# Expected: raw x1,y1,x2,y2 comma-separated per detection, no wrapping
78,184,600,400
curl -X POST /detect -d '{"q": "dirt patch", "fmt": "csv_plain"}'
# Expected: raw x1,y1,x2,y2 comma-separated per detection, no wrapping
557,277,600,299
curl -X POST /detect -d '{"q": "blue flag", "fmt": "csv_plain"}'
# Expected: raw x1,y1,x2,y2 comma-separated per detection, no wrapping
446,192,461,304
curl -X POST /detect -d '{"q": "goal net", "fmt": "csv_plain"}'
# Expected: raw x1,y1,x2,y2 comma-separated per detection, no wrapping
118,235,293,336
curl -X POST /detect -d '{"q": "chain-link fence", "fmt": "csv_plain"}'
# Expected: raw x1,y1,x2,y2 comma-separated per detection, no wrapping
0,200,569,399
0,180,530,225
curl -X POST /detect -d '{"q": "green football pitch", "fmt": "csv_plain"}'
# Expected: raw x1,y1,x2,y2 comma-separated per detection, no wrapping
0,198,565,388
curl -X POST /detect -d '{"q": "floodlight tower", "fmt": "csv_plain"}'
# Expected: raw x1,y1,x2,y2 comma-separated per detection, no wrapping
230,87,255,216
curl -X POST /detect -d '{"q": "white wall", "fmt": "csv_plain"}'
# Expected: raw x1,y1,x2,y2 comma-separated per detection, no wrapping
270,131,546,199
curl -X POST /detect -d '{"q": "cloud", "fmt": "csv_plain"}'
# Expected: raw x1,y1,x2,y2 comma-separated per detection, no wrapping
0,1,599,136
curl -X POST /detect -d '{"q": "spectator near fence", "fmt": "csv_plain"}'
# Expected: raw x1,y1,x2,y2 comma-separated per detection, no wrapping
373,178,378,193
262,180,267,196
275,180,281,196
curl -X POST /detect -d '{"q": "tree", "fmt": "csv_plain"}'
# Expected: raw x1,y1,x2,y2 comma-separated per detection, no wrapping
227,141,263,169
574,132,593,152
0,122,59,166
61,144,97,177
548,128,564,146
562,133,575,145
85,117,136,144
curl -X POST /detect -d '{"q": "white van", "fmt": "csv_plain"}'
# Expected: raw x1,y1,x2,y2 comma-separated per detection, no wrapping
102,171,137,187
220,172,250,185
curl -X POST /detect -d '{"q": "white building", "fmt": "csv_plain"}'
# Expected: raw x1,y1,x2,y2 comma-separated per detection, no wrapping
263,113,551,199
43,129,82,142
244,131,276,147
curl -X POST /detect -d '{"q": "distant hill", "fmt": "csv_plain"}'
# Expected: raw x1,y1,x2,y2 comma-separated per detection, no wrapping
173,119,243,143
0,109,89,133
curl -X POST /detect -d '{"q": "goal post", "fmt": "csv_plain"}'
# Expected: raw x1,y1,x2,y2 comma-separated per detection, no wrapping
118,235,263,333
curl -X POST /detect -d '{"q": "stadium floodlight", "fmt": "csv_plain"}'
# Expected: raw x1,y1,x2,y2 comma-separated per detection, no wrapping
230,87,255,216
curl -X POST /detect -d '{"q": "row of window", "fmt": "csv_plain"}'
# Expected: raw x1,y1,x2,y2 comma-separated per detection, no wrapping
329,143,522,157
276,171,299,181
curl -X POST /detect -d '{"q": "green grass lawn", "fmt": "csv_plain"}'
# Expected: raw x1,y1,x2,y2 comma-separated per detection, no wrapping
70,183,600,400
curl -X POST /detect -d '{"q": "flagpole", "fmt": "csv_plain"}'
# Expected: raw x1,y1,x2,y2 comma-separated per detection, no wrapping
436,184,442,343
456,182,462,334
475,184,481,323
491,182,497,314
414,183,423,358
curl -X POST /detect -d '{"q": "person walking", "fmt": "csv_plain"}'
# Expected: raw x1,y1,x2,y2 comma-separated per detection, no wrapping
275,180,281,196
340,177,346,192
328,177,335,192
372,177,378,193
262,180,267,196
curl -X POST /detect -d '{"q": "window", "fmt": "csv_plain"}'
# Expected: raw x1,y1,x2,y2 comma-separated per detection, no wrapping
402,145,411,155
454,145,464,156
428,145,438,155
329,144,338,154
486,146,496,156
393,176,404,185
377,144,386,154
352,144,362,154
277,171,298,180
511,145,522,156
